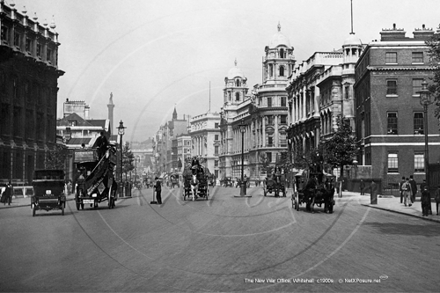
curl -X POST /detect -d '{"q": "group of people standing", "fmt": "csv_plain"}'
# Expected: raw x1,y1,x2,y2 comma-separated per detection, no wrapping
399,175,432,217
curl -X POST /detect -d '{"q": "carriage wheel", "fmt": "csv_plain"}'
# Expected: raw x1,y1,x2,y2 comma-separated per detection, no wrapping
108,185,113,209
263,189,266,197
328,201,334,213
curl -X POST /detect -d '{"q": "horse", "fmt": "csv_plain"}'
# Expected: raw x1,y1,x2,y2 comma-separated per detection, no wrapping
190,168,199,201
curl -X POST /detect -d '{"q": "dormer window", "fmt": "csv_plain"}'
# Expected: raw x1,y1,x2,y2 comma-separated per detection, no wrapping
69,120,77,126
235,79,241,87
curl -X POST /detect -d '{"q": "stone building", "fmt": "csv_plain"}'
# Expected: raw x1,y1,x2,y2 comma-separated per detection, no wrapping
190,111,220,178
286,30,363,174
219,24,295,180
354,24,439,187
0,1,63,184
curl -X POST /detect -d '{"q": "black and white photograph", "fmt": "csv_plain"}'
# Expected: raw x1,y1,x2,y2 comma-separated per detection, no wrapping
1,0,440,292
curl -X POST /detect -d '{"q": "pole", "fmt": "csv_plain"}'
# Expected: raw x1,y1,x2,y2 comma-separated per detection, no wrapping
240,129,245,196
120,135,123,197
424,104,430,189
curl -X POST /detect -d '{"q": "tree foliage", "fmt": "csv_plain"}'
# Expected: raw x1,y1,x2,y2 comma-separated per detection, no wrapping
321,116,358,173
426,27,440,118
45,143,68,170
122,142,134,175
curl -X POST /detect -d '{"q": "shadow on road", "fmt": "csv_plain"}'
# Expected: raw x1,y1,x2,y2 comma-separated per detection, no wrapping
364,222,440,237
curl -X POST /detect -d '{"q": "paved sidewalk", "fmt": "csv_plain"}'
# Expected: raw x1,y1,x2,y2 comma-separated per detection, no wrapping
356,191,440,223
0,193,76,210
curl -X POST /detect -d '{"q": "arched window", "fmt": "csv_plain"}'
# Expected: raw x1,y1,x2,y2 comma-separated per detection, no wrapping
235,92,240,101
279,66,285,77
269,64,273,77
235,79,241,87
279,48,285,58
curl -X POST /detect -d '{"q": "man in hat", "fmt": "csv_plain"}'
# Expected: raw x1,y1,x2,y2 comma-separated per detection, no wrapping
154,177,162,204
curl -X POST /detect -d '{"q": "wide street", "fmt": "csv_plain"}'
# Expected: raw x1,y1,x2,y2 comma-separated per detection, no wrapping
1,186,439,292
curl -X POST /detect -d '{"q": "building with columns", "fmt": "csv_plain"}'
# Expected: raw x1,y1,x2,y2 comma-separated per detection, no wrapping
286,31,363,165
0,1,63,184
219,24,295,180
190,111,220,178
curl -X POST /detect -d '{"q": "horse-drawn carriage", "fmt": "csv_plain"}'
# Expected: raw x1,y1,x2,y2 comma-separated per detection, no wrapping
263,169,287,197
74,146,118,210
170,173,180,188
292,169,335,213
220,177,233,187
182,165,210,201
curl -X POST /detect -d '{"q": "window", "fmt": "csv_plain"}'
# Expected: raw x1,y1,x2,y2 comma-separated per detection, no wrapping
215,134,219,141
14,32,20,47
214,160,218,167
412,52,423,63
214,146,219,156
1,25,8,42
387,112,398,134
280,115,287,124
235,92,240,101
266,152,272,163
279,66,285,77
36,43,41,57
414,112,424,134
268,137,273,146
386,80,397,95
235,79,241,87
269,64,273,77
412,78,423,96
47,48,52,62
25,38,31,52
281,96,286,107
414,153,425,173
267,116,273,125
387,153,398,173
385,52,397,63
215,123,219,128
267,97,272,107
279,48,285,58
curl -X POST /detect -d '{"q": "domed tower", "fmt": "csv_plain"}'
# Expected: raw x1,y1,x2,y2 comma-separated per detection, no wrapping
341,32,362,122
223,59,248,105
263,23,295,84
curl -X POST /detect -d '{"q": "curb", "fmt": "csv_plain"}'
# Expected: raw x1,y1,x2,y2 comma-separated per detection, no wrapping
361,204,440,223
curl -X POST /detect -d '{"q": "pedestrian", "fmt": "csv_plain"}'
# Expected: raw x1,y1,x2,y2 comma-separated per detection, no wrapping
2,181,13,205
154,177,162,204
95,131,109,159
359,179,365,195
402,178,412,207
435,186,440,216
421,185,430,217
399,176,406,204
409,175,417,203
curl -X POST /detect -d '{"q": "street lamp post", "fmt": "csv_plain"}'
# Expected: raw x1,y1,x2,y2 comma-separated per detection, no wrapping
239,119,247,196
117,120,126,197
418,80,433,192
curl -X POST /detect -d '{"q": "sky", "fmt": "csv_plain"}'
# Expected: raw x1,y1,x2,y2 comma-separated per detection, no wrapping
10,0,440,142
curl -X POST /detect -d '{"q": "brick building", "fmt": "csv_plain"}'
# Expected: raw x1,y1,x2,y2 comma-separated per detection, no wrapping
354,23,439,187
0,2,63,184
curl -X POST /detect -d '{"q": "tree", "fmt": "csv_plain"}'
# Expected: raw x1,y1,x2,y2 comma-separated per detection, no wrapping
426,27,440,117
45,143,68,170
321,116,358,177
259,153,271,174
122,141,134,179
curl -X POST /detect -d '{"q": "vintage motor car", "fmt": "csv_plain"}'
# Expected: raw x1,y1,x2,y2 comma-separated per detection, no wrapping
31,169,66,217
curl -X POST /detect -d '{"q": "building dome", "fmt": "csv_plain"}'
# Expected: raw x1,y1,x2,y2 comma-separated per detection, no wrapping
343,33,362,46
269,23,291,48
227,60,245,79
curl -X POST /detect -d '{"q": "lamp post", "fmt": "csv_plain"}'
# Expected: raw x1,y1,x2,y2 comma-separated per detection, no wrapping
239,119,247,196
117,120,125,197
418,80,433,191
